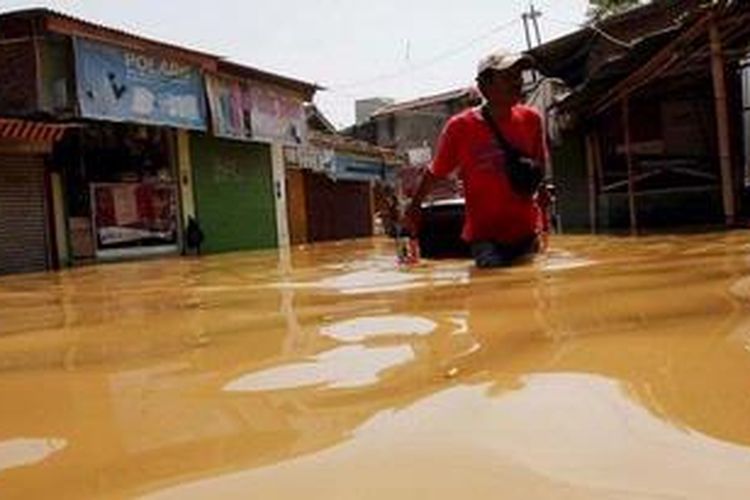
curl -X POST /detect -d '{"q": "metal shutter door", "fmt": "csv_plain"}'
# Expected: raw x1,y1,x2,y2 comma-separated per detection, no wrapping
305,172,372,242
0,154,49,275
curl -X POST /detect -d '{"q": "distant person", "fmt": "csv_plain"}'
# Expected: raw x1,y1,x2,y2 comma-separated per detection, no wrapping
185,216,204,256
404,50,547,268
375,182,400,238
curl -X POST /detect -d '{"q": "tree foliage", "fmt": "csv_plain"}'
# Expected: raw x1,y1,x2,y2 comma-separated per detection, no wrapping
588,0,643,19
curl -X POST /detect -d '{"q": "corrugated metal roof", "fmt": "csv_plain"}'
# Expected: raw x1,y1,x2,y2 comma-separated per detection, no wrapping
528,0,709,87
371,87,480,117
0,8,221,69
217,61,321,100
0,8,320,95
542,1,750,116
309,130,400,165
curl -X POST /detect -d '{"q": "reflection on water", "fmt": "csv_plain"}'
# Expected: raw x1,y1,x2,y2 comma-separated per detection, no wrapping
320,315,437,342
315,269,422,294
2,232,750,499
223,345,415,391
269,269,422,295
147,374,750,500
538,249,596,272
0,438,67,473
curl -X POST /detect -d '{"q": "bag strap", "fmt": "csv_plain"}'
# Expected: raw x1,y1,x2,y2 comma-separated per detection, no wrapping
480,105,520,160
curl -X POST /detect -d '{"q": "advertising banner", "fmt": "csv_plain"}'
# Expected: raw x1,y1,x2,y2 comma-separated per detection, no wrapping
205,75,308,145
205,74,250,140
91,183,178,249
74,38,207,130
249,84,307,144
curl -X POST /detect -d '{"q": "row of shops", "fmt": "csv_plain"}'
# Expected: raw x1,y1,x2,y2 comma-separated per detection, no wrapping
0,9,398,275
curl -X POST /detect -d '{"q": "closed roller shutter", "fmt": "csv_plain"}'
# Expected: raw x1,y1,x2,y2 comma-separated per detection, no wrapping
0,154,49,275
305,172,372,242
190,134,278,253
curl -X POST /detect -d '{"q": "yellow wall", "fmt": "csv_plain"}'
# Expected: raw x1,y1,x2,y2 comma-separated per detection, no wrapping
177,130,195,226
50,172,69,266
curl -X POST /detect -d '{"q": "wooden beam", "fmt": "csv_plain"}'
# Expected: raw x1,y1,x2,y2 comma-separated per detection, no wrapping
592,11,713,115
585,132,598,233
593,131,604,190
655,14,750,80
602,171,660,193
709,14,736,226
622,98,638,235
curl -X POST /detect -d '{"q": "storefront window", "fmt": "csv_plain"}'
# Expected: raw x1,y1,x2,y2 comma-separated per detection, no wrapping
58,123,179,259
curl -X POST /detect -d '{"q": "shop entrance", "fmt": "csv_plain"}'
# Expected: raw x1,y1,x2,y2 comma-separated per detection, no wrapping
0,153,50,274
59,123,180,261
190,134,277,253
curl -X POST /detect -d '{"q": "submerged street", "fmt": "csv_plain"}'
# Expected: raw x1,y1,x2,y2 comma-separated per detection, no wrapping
1,233,750,498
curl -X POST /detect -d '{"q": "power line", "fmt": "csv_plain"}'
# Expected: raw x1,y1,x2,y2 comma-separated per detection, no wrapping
546,16,632,49
326,18,519,91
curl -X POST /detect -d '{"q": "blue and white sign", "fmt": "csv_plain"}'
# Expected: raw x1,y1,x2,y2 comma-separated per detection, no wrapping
332,156,387,182
74,38,207,130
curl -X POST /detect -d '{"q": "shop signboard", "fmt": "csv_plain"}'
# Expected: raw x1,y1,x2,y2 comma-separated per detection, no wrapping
91,183,179,252
74,38,207,130
304,146,334,174
205,74,251,140
332,156,386,182
249,84,307,145
283,145,334,173
205,75,307,145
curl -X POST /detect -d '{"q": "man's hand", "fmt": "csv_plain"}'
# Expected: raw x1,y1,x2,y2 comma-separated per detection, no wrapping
400,168,436,236
402,201,422,236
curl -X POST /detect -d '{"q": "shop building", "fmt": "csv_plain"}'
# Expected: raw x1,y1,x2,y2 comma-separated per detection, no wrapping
0,117,69,274
527,0,750,232
283,105,401,243
195,62,317,253
0,8,320,271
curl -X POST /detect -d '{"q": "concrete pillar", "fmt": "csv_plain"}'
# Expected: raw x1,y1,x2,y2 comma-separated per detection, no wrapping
50,172,69,267
176,130,196,227
271,142,291,248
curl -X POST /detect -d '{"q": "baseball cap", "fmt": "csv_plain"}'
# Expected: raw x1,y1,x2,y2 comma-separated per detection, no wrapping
477,50,532,77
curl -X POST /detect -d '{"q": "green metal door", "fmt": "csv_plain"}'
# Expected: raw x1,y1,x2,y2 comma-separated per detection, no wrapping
190,134,277,253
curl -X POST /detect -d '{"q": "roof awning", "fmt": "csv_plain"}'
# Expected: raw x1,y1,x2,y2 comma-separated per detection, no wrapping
0,119,73,143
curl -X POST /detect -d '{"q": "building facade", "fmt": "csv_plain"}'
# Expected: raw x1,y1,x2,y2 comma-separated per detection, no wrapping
0,117,69,274
528,0,748,232
346,88,480,202
0,8,319,273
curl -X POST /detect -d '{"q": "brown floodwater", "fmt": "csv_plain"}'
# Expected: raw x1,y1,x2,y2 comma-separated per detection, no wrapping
1,232,750,499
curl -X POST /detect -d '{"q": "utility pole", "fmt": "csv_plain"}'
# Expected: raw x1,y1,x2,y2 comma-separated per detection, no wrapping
530,2,543,45
521,10,533,51
521,2,543,49
521,3,543,83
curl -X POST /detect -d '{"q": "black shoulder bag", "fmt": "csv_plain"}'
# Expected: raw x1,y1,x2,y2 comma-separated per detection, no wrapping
480,106,543,198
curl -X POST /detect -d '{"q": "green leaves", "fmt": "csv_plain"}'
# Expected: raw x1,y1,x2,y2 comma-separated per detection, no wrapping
587,0,642,20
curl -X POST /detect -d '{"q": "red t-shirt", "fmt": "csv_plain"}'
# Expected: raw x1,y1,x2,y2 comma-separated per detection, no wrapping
429,104,546,244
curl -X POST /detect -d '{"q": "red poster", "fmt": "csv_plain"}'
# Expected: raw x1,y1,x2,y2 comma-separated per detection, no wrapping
91,183,178,249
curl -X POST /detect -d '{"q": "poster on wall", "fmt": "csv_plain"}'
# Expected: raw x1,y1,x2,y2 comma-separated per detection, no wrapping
74,38,207,130
205,74,251,140
205,76,308,145
91,183,178,250
249,84,307,144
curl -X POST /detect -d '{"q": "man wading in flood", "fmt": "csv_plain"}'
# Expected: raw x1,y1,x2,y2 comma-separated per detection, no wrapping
404,50,548,268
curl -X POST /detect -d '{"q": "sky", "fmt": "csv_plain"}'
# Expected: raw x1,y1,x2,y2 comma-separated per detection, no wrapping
0,0,591,128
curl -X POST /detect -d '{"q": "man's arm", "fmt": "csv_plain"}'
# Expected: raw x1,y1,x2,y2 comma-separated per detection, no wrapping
403,168,437,235
401,115,461,235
